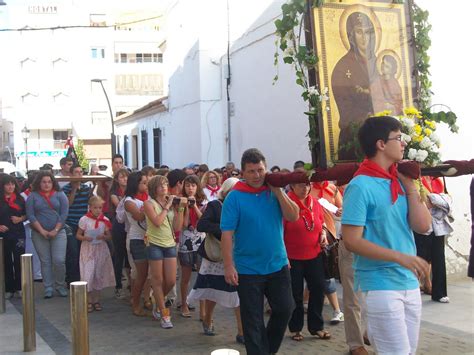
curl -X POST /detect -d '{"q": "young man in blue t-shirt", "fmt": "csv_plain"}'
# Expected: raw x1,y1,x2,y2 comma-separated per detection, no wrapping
341,116,431,354
221,148,299,355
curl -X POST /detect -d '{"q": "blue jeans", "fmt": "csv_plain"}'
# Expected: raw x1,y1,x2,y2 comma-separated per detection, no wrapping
237,265,295,355
31,229,67,291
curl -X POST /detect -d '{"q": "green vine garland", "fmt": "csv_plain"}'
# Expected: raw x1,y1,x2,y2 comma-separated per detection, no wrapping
274,0,458,165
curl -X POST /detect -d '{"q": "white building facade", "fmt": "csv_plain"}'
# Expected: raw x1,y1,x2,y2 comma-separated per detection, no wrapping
0,0,167,170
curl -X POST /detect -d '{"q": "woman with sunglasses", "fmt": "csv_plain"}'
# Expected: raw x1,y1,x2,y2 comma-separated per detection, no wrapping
284,182,330,341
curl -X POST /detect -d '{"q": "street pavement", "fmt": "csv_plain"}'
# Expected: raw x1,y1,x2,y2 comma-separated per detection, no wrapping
0,277,473,354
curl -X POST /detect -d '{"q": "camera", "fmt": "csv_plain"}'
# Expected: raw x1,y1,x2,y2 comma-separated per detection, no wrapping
188,199,196,207
166,196,182,206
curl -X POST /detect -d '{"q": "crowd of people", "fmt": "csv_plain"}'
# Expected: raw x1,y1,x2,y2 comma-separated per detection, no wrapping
1,115,458,355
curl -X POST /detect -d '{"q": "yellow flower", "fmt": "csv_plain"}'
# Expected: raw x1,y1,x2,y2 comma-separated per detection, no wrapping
374,110,392,117
424,128,432,136
425,120,436,129
404,107,420,117
414,124,422,135
412,135,423,143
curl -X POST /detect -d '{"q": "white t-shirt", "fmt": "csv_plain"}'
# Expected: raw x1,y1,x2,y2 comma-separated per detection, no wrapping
203,187,219,202
124,197,147,240
78,215,109,245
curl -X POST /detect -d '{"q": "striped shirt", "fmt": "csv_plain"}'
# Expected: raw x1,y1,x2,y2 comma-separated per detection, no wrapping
62,183,91,226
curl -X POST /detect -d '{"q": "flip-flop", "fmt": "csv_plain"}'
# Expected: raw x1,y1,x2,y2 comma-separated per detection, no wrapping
87,303,94,313
94,303,103,311
310,330,331,340
181,311,192,318
291,333,304,341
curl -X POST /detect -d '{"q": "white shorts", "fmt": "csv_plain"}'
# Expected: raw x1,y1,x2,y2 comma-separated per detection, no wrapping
363,289,421,355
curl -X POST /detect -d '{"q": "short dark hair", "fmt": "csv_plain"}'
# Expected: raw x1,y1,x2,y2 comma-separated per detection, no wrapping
60,157,73,166
241,148,266,171
358,116,403,158
270,165,280,172
31,171,61,192
112,154,124,163
70,164,83,174
293,160,305,170
198,164,209,173
141,165,157,176
167,169,187,188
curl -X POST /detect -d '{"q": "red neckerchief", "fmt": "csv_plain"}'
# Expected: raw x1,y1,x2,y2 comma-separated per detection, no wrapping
354,159,404,204
117,186,125,197
206,185,220,197
5,193,21,211
86,212,112,230
312,181,334,199
287,191,315,230
39,191,56,210
134,192,149,202
232,181,269,194
421,176,444,194
189,206,199,228
23,189,31,196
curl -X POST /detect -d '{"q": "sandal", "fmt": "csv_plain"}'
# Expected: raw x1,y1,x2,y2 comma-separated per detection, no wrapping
291,333,304,341
87,303,94,313
181,310,192,318
310,329,331,340
132,307,147,317
144,298,153,310
93,303,103,311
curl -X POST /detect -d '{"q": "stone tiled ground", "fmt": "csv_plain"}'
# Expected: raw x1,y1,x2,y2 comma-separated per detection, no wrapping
1,279,473,354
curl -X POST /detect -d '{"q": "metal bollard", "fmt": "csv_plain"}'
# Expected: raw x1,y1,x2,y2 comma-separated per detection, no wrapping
21,253,36,352
70,281,89,355
0,238,5,314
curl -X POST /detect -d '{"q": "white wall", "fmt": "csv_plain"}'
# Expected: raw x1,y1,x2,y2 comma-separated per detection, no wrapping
415,1,474,273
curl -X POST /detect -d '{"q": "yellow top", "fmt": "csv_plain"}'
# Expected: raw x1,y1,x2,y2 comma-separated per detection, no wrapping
145,199,176,248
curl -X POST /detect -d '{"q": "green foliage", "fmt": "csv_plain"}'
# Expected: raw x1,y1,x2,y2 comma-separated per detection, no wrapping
75,140,89,171
412,3,432,110
336,122,364,162
274,0,324,152
423,110,459,133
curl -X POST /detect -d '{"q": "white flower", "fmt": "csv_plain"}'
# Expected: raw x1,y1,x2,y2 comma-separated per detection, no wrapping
420,136,432,149
430,132,440,145
401,117,415,129
415,149,429,162
401,133,412,143
408,148,417,160
307,86,319,96
430,144,439,153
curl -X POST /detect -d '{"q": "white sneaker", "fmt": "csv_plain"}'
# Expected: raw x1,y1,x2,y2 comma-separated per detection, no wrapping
160,316,173,329
330,310,344,324
437,296,450,303
152,305,161,321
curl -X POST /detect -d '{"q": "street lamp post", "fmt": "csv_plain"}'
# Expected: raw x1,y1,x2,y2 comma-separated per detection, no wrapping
91,79,115,159
21,125,30,172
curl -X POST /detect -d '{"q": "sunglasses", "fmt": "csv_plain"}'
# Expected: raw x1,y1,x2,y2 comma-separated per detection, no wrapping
231,173,240,176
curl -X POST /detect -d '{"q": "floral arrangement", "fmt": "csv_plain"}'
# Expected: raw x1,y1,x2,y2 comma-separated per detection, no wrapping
376,107,442,166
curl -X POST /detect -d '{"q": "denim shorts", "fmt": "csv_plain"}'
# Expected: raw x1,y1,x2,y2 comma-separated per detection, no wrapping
129,239,147,262
178,251,200,268
324,277,337,294
146,244,177,261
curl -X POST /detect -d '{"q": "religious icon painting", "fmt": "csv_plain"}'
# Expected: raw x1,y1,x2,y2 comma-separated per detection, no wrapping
311,0,417,163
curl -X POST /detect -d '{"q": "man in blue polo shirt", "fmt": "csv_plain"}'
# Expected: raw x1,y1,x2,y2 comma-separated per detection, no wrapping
341,116,431,354
221,148,299,355
63,164,91,284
